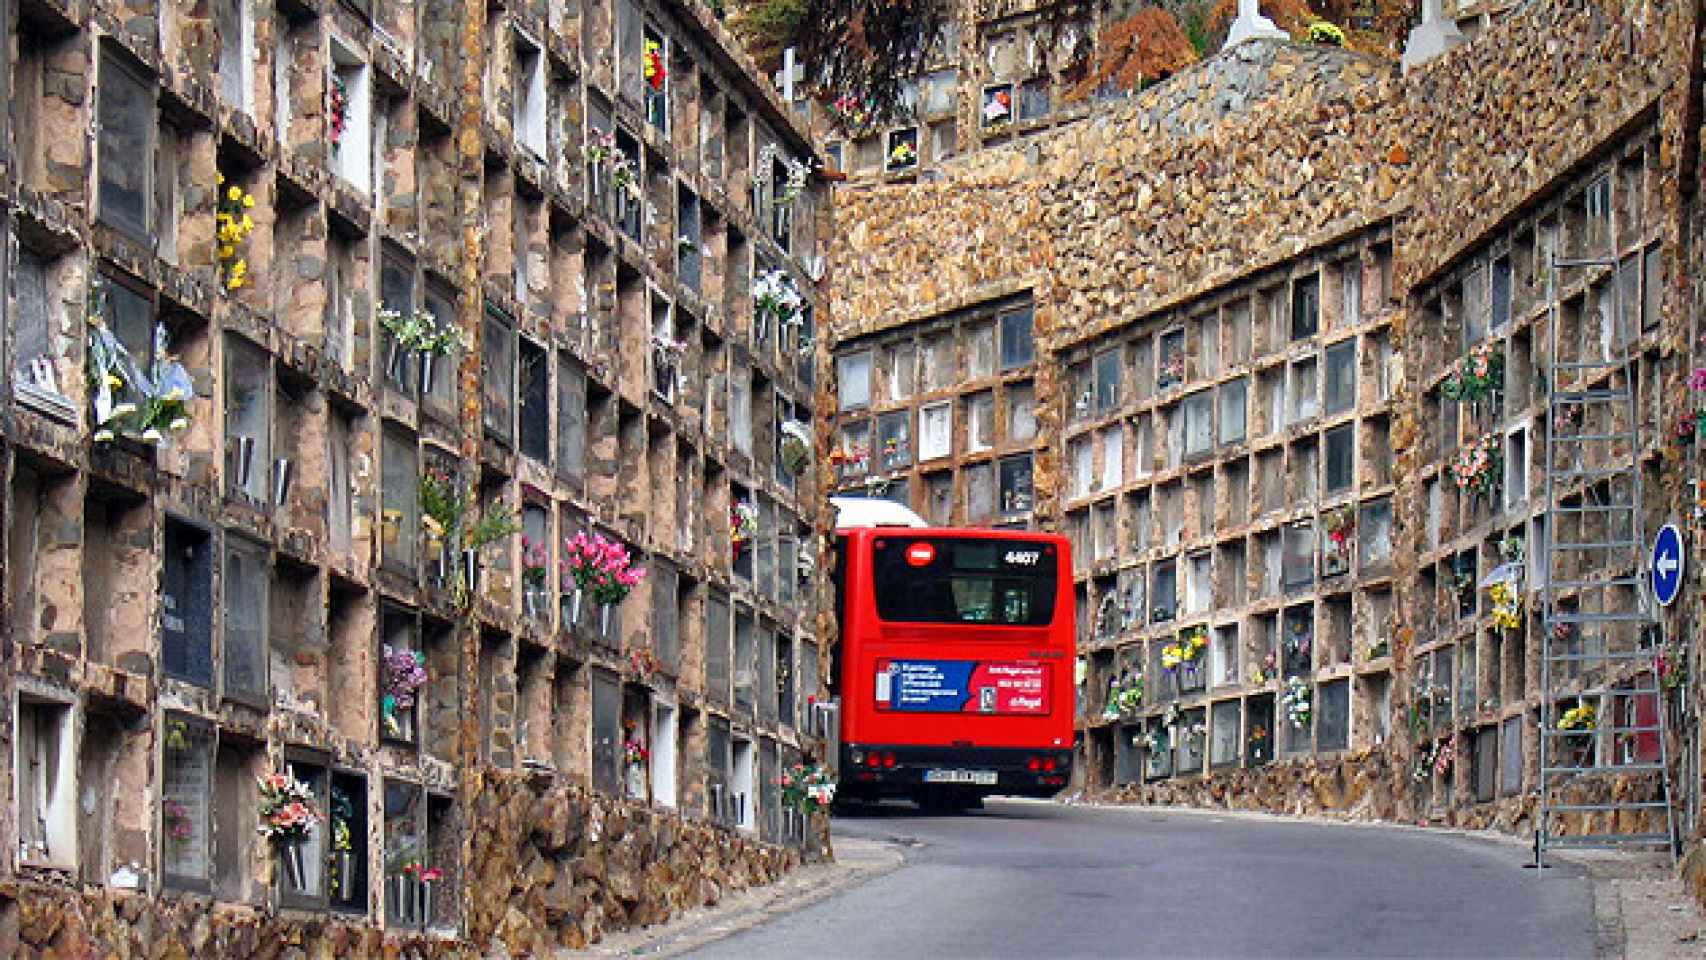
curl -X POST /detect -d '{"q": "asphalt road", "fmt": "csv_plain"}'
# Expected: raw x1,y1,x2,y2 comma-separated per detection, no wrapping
689,799,1597,959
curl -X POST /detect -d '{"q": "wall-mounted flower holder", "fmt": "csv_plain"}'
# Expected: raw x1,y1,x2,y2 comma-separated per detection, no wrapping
232,435,257,490
272,457,293,507
1442,342,1504,403
885,128,918,171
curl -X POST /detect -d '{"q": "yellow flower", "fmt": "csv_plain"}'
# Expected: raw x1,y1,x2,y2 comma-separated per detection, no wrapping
227,185,242,202
219,245,236,259
105,374,123,389
241,213,254,231
242,194,255,209
217,171,225,185
228,275,244,290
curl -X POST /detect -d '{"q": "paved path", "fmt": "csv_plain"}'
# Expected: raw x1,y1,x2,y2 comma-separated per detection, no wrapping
688,799,1599,958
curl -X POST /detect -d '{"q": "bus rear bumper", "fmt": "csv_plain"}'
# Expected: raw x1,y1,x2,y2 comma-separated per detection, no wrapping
837,743,1072,800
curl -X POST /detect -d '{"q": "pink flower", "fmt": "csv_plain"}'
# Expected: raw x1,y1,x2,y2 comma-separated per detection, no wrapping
1690,367,1706,392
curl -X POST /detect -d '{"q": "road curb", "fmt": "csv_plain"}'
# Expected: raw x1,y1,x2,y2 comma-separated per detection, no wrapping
579,837,907,957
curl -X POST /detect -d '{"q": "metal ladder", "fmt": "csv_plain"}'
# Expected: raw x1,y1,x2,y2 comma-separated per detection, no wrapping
1535,254,1676,866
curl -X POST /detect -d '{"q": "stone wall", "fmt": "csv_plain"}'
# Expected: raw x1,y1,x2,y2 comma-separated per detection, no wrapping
0,775,805,957
825,0,1703,843
0,0,830,952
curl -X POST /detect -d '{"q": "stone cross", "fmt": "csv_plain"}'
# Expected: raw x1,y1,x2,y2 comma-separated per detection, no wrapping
1223,0,1288,50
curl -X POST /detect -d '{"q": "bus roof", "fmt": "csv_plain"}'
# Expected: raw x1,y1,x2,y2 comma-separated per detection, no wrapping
830,496,928,529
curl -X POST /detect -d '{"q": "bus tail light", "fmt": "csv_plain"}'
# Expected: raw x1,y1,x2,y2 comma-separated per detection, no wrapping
865,753,881,769
881,751,897,768
1042,757,1057,772
1026,757,1042,772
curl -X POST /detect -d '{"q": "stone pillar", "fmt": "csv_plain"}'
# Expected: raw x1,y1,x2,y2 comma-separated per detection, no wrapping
1222,0,1287,51
1401,0,1466,73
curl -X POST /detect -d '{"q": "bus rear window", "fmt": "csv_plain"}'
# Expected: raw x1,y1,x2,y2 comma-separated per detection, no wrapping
871,538,1057,626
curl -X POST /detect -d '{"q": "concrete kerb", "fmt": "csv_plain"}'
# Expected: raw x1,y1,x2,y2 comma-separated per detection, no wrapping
576,837,907,957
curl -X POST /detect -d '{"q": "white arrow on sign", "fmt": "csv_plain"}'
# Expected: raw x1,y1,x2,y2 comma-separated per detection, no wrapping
1658,550,1681,578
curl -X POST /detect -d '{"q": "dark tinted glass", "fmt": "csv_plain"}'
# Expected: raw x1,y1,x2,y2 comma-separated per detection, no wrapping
872,537,1057,626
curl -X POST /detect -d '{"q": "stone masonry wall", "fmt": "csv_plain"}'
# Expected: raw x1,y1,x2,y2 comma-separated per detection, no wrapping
826,0,1703,837
0,774,801,957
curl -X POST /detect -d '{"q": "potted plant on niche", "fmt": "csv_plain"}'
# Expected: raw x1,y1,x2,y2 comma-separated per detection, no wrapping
731,500,758,561
381,644,428,741
1558,701,1596,767
258,771,320,893
521,535,550,620
561,530,647,637
419,467,519,607
622,720,649,801
780,420,813,477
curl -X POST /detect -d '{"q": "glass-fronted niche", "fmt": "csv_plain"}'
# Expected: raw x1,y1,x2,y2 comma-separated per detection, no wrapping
830,294,1038,525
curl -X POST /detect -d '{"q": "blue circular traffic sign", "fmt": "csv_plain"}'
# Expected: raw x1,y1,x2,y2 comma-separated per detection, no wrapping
1652,523,1685,608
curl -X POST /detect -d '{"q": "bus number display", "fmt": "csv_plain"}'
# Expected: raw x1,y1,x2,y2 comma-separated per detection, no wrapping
1003,550,1041,566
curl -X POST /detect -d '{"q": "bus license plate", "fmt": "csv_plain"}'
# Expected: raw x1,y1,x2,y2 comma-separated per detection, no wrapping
924,769,997,785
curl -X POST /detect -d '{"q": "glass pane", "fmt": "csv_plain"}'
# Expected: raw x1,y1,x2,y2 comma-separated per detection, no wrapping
1219,380,1247,445
705,595,731,703
836,352,871,410
966,322,995,379
1000,306,1034,369
919,403,951,460
1183,391,1213,456
1008,382,1037,442
1325,424,1354,493
965,392,994,452
162,719,212,880
99,54,151,237
877,410,911,471
1094,350,1121,413
383,781,424,924
162,522,215,685
1318,680,1349,750
999,455,1033,517
482,310,515,440
591,670,622,793
381,430,419,569
558,358,586,478
225,337,272,504
223,537,269,700
966,463,995,522
1324,341,1356,414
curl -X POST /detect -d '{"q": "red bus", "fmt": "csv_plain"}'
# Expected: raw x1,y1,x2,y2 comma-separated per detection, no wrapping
827,499,1075,809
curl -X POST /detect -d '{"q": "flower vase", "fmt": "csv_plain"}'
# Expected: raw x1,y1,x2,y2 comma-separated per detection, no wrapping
625,763,646,801
428,538,448,587
570,589,583,627
419,351,435,396
234,435,256,490
332,850,353,899
461,548,480,597
525,588,545,621
420,882,434,927
386,340,405,386
599,603,613,640
1565,733,1594,768
281,839,307,893
1181,662,1205,694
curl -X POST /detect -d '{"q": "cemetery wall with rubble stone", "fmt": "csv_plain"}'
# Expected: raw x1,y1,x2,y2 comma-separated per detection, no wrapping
826,0,1705,841
0,0,833,955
